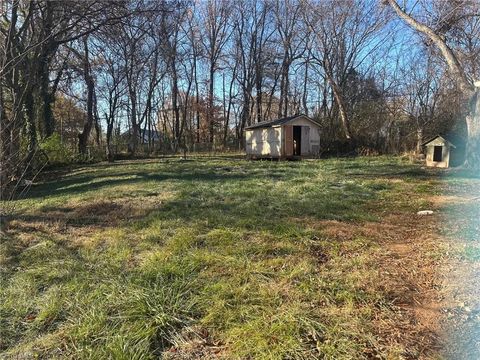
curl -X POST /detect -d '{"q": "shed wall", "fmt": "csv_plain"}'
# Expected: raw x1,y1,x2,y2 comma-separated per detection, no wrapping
286,117,321,155
245,127,282,156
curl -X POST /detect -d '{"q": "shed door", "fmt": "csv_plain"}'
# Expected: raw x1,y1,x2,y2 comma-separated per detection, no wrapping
301,126,310,155
284,125,293,156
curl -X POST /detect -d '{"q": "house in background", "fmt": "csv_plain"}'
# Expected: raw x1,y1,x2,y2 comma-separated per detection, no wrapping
120,128,162,143
245,114,321,159
422,134,464,168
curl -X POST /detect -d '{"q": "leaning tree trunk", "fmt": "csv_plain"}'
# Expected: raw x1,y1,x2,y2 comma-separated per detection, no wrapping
325,72,352,141
465,90,480,168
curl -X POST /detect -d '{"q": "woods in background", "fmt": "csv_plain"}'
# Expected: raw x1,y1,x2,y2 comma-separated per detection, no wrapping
1,0,479,198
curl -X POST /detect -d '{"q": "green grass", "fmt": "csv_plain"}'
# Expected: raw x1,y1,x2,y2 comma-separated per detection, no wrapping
0,155,463,359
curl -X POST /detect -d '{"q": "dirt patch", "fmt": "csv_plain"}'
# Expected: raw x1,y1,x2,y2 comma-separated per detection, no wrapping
429,194,476,206
294,207,447,357
4,192,177,249
16,192,176,230
163,327,226,359
372,213,444,358
364,183,480,359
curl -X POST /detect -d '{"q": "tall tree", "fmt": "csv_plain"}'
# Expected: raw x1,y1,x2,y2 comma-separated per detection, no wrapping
273,0,306,118
200,0,231,144
306,0,388,142
76,37,99,155
402,51,442,153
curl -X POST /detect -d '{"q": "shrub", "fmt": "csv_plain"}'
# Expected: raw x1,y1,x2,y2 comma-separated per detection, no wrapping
40,133,74,165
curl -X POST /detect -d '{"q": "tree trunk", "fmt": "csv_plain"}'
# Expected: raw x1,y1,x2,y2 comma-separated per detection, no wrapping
24,90,37,167
302,60,309,115
223,65,236,146
182,72,194,149
171,68,180,151
105,83,119,162
239,89,251,148
278,60,288,118
128,89,138,155
106,115,114,162
416,127,423,155
78,38,95,155
256,64,263,123
78,74,94,155
193,52,200,144
147,109,152,152
196,92,200,143
37,70,56,138
325,72,352,140
36,2,57,139
208,64,215,144
465,90,480,167
322,77,329,118
283,63,289,117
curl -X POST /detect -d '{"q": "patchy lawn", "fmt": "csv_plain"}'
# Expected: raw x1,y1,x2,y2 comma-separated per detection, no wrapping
1,156,478,359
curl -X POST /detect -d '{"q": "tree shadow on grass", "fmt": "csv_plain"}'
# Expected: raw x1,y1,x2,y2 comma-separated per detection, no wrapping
11,165,378,241
346,165,436,180
18,170,252,200
12,157,435,236
347,164,480,182
133,181,378,235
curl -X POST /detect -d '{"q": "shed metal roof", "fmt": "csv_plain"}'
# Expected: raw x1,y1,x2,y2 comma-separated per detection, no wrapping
244,114,320,130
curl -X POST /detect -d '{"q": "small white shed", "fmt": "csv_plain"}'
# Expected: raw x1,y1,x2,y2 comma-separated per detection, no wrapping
245,114,321,159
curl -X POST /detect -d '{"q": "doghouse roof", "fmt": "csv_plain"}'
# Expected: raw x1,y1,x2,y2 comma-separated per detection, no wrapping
422,134,457,148
245,114,320,130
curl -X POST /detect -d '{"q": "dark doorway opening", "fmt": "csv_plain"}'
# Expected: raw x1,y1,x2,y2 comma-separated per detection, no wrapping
433,146,443,162
293,126,302,156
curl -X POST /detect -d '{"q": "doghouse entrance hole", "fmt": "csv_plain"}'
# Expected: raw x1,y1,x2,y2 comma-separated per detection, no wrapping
433,146,443,162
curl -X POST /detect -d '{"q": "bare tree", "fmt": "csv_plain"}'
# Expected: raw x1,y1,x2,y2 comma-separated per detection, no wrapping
199,0,231,145
116,3,164,155
306,0,388,142
273,0,306,118
1,0,129,198
96,27,126,161
70,37,100,155
401,51,442,153
185,6,203,144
